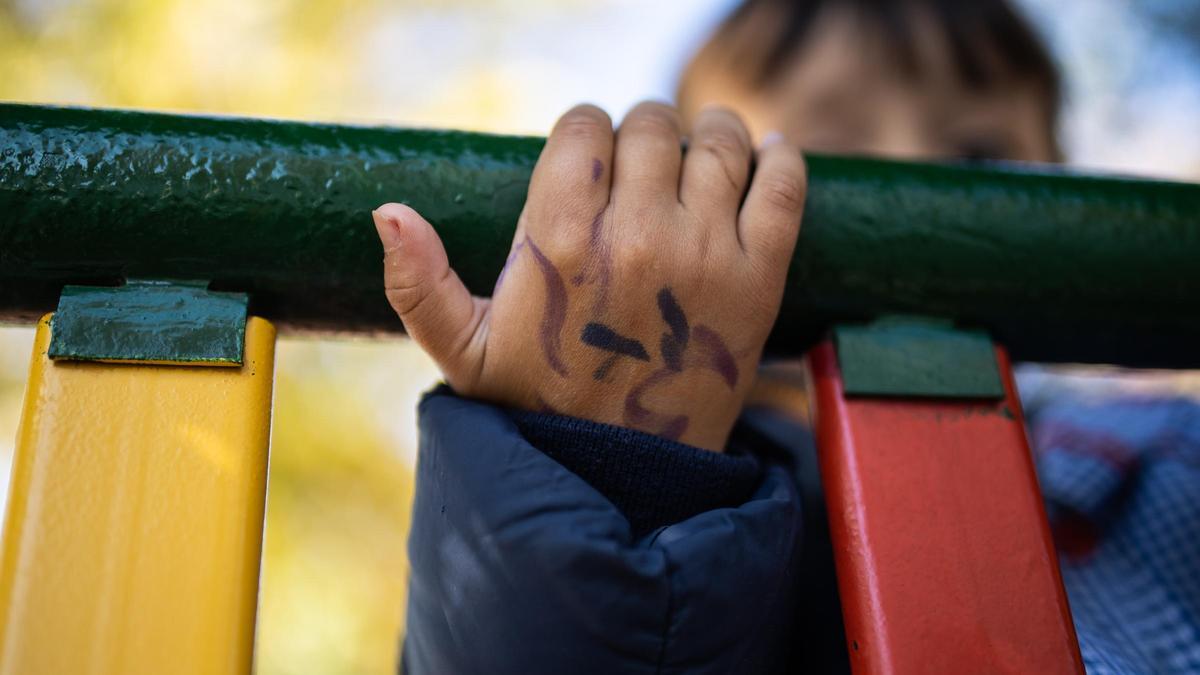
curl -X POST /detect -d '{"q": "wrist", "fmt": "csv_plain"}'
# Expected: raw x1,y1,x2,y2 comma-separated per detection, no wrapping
516,380,744,453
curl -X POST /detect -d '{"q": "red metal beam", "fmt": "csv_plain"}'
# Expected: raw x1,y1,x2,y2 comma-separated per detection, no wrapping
809,340,1083,673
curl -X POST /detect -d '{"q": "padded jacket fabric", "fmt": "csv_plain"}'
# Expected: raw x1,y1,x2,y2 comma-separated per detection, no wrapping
400,386,826,674
402,382,1200,674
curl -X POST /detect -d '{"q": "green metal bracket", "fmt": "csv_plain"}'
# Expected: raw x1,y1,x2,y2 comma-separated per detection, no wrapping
48,280,249,366
834,316,1004,399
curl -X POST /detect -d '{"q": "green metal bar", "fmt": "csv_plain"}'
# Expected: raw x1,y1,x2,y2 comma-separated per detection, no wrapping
2,103,1198,367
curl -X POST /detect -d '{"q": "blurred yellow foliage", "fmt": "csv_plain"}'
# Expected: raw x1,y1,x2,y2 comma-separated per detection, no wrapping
0,0,589,131
259,338,440,675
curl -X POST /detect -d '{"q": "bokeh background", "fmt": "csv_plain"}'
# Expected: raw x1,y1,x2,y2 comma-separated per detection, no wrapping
1,0,1198,673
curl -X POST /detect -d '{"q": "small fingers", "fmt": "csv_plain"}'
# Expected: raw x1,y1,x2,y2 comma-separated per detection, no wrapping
679,105,754,223
612,100,684,205
739,134,807,269
527,104,614,243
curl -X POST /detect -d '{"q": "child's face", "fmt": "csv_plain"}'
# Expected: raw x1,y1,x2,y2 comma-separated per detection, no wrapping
685,9,1057,163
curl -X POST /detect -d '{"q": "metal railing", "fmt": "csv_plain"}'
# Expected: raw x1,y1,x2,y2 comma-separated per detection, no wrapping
3,103,1198,366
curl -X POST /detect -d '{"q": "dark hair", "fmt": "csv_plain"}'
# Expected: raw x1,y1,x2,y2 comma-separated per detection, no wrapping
680,0,1061,125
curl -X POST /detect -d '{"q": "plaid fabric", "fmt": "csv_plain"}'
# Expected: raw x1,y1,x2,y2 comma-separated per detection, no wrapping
1022,390,1200,674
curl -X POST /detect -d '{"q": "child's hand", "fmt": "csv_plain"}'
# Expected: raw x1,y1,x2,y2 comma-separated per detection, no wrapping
372,102,805,451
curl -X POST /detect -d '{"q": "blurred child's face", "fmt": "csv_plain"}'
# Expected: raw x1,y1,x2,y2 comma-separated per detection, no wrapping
685,8,1057,163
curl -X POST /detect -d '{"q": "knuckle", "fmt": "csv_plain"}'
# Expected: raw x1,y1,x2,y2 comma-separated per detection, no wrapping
612,230,657,270
623,238,656,269
623,102,681,137
385,285,426,317
384,268,440,317
694,135,749,193
695,127,749,161
758,173,806,213
697,106,750,141
555,106,612,141
536,233,585,266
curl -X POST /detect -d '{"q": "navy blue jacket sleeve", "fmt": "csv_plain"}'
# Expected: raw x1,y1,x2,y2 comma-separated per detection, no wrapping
402,387,805,675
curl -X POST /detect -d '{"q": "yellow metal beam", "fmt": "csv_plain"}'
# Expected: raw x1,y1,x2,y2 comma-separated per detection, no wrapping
0,314,275,675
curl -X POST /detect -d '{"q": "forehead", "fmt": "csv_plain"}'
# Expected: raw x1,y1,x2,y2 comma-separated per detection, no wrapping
764,7,1052,151
773,8,1005,110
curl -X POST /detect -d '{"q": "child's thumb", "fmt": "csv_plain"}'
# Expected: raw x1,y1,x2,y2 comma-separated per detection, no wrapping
373,203,484,385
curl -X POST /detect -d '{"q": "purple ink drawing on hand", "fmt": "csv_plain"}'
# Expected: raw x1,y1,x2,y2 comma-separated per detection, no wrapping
656,288,689,343
656,288,689,371
525,237,570,377
690,325,739,389
581,321,650,380
624,368,689,441
572,206,613,315
581,323,650,361
583,284,738,442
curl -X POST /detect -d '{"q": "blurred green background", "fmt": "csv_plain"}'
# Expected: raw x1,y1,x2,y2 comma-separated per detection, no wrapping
1,0,1198,673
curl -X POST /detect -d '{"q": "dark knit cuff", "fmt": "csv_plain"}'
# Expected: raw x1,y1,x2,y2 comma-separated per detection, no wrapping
508,407,763,538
